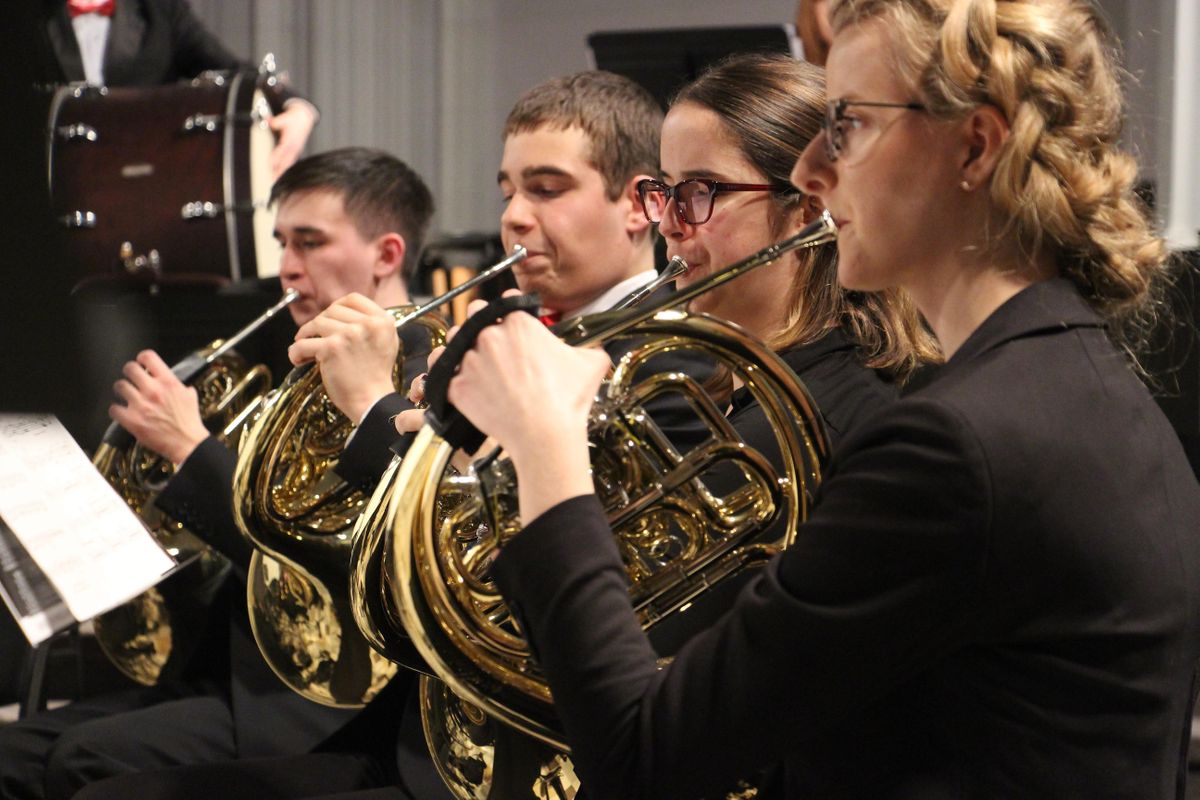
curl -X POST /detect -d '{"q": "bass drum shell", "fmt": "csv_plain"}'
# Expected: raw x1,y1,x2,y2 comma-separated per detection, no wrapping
46,73,279,287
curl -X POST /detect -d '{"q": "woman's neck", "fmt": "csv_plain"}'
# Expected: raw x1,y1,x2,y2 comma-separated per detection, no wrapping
910,245,1056,358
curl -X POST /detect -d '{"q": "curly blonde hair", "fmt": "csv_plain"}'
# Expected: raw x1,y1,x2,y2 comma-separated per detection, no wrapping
830,0,1170,360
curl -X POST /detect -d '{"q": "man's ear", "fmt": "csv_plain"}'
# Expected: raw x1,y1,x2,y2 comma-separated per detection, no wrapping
959,104,1010,191
622,174,655,237
374,232,408,281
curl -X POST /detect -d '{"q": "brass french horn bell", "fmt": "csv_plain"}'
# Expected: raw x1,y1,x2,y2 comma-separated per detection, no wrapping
232,246,526,708
92,289,298,685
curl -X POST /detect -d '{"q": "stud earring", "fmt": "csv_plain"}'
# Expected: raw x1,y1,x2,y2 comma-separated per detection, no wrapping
960,180,972,191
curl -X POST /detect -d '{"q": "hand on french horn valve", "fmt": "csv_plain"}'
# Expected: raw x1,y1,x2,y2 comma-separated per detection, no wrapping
290,293,400,424
109,349,209,466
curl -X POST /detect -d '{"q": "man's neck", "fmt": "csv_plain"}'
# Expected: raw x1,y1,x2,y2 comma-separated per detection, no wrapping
374,283,411,309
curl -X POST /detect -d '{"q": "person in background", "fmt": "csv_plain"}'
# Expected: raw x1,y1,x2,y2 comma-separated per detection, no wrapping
40,0,318,176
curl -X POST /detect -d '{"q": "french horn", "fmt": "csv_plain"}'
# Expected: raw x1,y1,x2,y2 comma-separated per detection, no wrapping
363,213,837,798
92,289,298,685
232,246,526,708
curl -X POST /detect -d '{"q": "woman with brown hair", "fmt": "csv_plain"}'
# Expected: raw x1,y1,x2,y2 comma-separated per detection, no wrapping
443,1,1200,798
641,52,935,455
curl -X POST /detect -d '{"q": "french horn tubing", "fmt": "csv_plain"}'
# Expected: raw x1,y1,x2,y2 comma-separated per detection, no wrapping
370,213,836,798
92,289,298,686
346,256,690,674
231,246,526,708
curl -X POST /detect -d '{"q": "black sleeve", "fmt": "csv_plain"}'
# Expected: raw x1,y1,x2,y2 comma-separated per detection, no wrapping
166,0,306,107
335,393,413,491
154,435,253,575
490,398,991,800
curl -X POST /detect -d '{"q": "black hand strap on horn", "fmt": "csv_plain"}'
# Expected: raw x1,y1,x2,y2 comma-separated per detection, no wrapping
423,293,541,452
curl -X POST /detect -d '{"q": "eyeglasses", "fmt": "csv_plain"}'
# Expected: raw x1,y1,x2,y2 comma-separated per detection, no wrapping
637,178,783,225
822,99,926,164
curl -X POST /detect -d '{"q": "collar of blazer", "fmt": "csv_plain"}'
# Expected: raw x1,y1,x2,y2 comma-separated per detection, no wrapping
944,277,1104,370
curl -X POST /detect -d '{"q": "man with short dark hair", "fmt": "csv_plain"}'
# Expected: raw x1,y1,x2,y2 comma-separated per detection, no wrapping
0,147,436,800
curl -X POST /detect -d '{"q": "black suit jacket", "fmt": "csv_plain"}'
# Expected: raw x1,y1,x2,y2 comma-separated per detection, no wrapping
41,0,302,106
493,279,1200,799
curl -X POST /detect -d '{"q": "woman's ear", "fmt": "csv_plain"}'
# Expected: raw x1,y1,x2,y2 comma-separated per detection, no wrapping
959,104,1010,191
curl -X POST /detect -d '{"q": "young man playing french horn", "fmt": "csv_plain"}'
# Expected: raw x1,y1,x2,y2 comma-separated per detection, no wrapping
0,148,437,800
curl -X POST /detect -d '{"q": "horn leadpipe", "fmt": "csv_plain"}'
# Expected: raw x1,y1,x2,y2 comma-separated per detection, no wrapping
202,288,300,366
393,245,528,330
557,209,837,347
609,256,690,312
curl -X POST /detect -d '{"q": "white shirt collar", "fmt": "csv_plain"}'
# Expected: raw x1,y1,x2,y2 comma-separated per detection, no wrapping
557,270,658,319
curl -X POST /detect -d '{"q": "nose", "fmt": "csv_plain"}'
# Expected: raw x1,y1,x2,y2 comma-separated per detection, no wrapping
278,243,305,283
656,197,694,241
791,135,835,199
501,192,534,235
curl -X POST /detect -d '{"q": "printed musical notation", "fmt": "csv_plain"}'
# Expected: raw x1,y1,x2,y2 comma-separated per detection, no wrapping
0,415,173,644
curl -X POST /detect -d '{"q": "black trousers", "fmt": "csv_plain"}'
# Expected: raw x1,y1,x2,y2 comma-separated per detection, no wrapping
0,681,233,800
71,752,412,800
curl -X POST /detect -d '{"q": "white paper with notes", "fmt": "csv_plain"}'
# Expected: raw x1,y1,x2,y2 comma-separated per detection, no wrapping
0,414,174,644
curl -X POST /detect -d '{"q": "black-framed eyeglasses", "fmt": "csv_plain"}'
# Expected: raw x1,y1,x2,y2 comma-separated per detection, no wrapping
637,178,784,226
823,99,927,163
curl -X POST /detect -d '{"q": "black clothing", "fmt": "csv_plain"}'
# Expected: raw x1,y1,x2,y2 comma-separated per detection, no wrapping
493,279,1200,799
0,324,435,798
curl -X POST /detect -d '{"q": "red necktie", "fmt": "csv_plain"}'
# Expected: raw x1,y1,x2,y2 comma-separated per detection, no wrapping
538,310,561,327
68,0,115,17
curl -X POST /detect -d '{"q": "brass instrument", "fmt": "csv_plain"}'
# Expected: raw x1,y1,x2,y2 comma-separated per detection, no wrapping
364,214,836,797
92,289,299,685
232,246,527,708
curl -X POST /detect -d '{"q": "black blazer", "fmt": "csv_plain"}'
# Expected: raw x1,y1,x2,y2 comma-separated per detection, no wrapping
42,0,302,105
493,279,1200,799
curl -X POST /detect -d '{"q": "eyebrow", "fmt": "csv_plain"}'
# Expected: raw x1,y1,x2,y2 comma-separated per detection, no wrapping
496,165,575,185
273,224,327,238
660,168,738,182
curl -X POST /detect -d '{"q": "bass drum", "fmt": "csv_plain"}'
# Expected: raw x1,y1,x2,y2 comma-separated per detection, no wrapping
46,71,279,287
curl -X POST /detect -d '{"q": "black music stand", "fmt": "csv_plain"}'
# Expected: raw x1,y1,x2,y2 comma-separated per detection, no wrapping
587,25,801,109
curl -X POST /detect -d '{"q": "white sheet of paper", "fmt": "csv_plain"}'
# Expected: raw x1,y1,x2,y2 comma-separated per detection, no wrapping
0,415,174,630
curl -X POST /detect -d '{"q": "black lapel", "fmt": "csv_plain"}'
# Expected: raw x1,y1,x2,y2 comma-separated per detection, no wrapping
101,0,147,85
45,2,84,81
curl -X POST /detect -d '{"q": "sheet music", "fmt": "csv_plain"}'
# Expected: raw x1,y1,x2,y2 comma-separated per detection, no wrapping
0,414,174,644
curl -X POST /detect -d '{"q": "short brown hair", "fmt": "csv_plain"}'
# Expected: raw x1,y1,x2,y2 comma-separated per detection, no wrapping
270,147,435,282
504,71,663,200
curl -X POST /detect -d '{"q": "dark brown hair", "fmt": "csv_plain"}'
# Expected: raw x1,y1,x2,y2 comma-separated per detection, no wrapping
504,71,664,201
270,147,435,282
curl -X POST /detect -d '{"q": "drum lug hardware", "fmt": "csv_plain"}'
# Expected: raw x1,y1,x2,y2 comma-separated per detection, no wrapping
57,123,98,143
183,114,222,133
192,70,229,87
181,201,223,220
67,82,108,99
119,242,162,278
61,211,96,229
